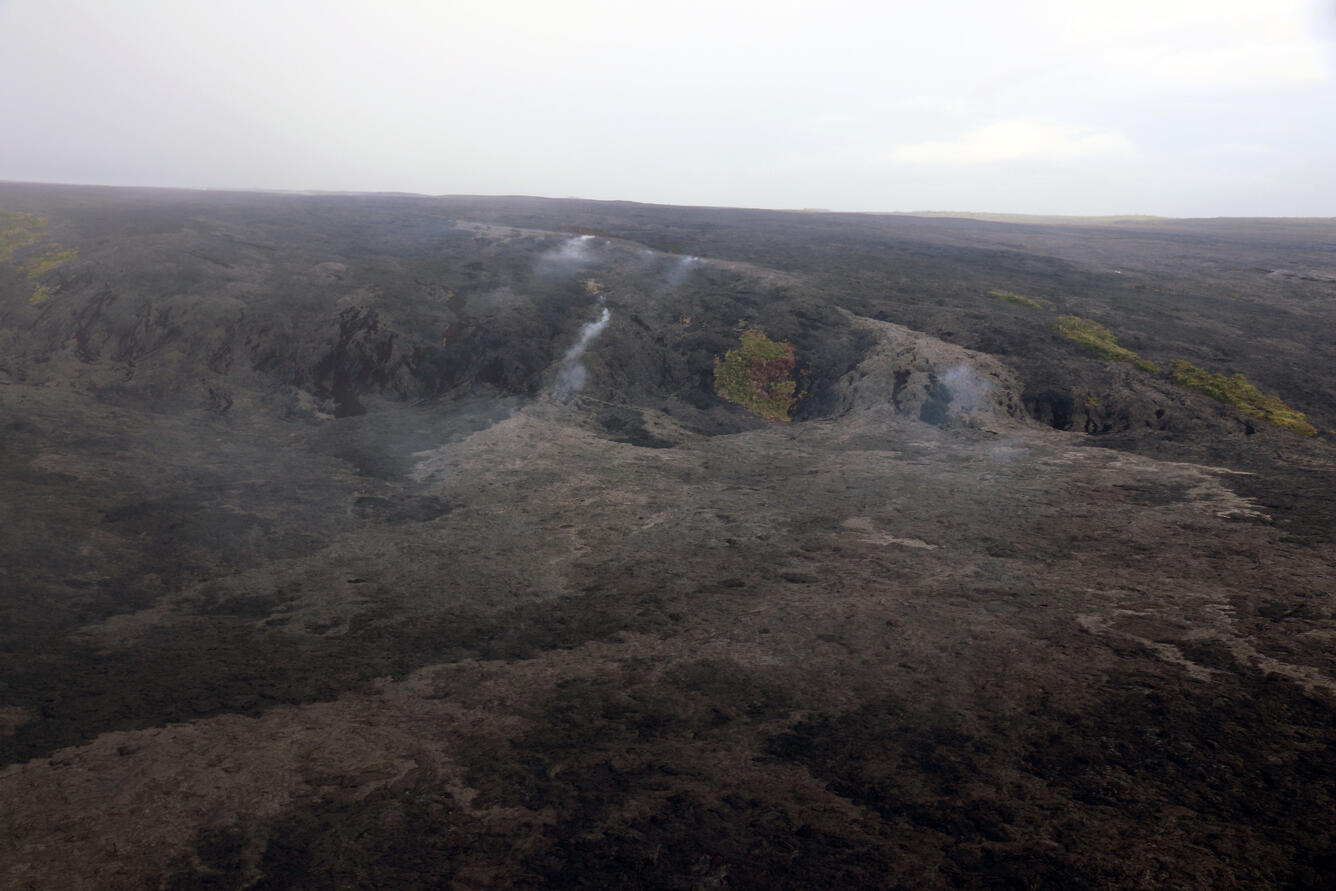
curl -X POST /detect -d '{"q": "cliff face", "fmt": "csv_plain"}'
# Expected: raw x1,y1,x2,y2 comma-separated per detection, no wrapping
2,184,1335,889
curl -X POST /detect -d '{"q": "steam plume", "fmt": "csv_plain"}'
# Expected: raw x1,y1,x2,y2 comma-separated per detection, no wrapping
554,302,611,401
941,363,993,417
665,254,700,288
537,235,596,277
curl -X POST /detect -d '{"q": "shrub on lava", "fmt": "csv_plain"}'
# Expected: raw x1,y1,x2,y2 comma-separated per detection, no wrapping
714,329,799,421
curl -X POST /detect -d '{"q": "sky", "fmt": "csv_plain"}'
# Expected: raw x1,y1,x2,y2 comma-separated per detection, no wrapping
2,0,1334,216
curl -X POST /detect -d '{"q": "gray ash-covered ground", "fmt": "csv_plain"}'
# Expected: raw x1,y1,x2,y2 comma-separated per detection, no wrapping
1,183,1334,889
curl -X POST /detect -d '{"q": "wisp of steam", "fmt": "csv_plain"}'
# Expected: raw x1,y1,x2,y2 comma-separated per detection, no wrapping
537,235,596,277
554,301,611,401
941,363,992,417
665,254,700,288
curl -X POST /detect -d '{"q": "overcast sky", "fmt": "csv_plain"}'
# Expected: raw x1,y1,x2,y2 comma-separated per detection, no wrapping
2,0,1333,216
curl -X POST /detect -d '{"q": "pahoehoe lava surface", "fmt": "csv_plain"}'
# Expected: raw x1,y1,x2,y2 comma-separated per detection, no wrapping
2,183,1335,889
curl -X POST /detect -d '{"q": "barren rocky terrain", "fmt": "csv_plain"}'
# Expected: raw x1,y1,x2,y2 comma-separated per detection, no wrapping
1,183,1334,888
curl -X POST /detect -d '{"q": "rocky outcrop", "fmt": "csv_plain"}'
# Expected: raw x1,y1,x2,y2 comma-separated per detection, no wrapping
829,312,1029,427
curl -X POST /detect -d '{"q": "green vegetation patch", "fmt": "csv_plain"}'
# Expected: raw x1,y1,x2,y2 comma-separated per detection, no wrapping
24,247,78,279
0,209,45,262
1,206,77,305
988,289,1049,310
1055,314,1159,372
1170,360,1316,436
714,329,800,421
28,283,55,306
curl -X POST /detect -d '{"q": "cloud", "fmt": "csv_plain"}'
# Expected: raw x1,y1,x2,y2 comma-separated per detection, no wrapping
1092,38,1330,93
1196,142,1285,160
886,121,1140,166
885,95,972,116
1053,0,1332,92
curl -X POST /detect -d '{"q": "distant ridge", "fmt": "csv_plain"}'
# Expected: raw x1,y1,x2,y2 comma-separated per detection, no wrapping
892,211,1167,224
885,210,1336,224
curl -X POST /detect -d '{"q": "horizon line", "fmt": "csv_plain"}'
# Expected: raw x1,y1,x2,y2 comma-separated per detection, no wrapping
2,178,1333,224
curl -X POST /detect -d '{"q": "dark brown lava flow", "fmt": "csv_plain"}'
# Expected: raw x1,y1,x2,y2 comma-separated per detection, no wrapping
2,183,1334,889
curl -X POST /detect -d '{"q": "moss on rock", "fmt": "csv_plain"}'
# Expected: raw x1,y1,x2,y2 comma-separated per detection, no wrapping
1170,360,1316,436
1056,315,1158,372
25,247,77,279
988,289,1048,310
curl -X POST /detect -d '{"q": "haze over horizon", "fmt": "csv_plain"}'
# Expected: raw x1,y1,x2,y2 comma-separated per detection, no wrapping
2,0,1334,218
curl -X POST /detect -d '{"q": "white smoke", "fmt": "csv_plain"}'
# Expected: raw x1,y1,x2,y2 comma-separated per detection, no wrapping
554,302,612,401
537,235,596,277
986,444,1030,463
941,363,993,417
665,254,700,288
